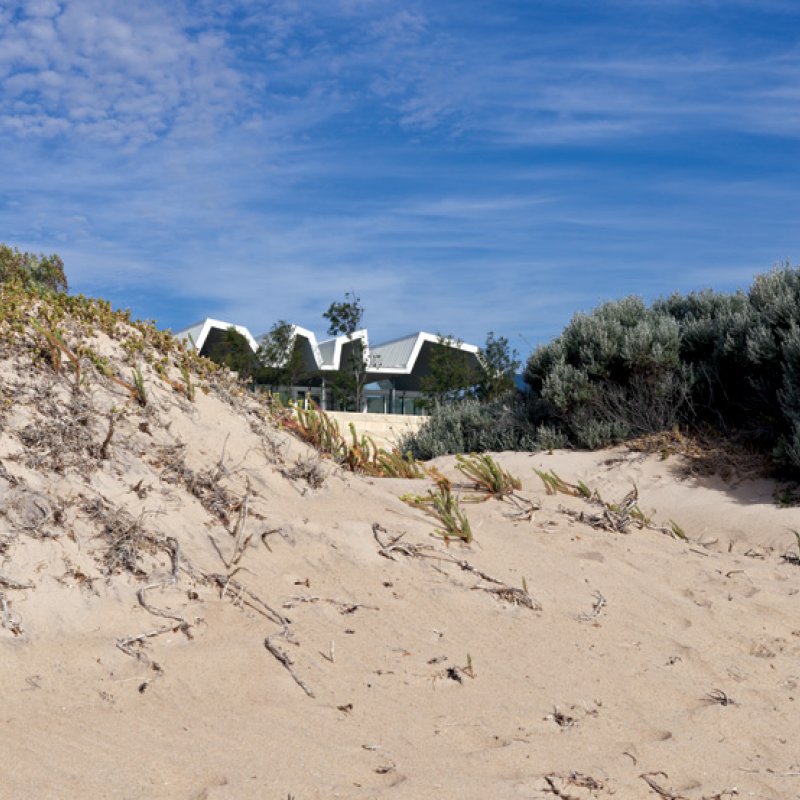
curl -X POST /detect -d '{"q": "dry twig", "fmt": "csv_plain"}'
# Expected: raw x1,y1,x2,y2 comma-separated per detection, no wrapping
264,626,315,698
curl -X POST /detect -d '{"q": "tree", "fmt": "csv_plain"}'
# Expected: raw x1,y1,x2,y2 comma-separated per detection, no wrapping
256,320,309,389
0,244,68,293
204,326,259,381
420,334,481,407
477,331,520,401
323,291,364,337
323,292,369,411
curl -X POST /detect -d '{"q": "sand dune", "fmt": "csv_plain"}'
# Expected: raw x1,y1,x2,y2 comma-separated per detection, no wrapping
2,317,800,799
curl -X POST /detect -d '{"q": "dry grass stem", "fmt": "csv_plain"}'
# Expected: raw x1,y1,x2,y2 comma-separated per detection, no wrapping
373,522,541,611
282,595,379,614
264,626,315,698
578,591,607,622
639,772,686,800
116,623,184,666
204,572,288,627
137,583,188,626
0,574,34,590
372,522,434,560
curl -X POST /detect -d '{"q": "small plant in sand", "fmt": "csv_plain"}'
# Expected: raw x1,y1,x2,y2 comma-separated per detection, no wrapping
180,362,196,402
284,403,347,459
533,468,594,499
401,474,473,543
781,530,800,566
30,319,82,385
281,403,424,479
376,448,426,479
455,453,521,499
131,366,147,407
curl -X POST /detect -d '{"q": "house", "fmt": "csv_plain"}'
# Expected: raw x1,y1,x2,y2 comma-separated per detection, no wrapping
174,318,481,415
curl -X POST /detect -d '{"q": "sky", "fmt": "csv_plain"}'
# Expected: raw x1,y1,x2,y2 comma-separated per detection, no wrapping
2,0,800,357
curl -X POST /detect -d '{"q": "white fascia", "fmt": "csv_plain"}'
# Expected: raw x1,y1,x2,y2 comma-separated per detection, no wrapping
288,325,324,369
178,318,260,353
325,329,370,371
291,327,370,371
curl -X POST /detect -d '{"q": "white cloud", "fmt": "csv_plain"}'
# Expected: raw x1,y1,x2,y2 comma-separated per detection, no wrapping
0,0,242,144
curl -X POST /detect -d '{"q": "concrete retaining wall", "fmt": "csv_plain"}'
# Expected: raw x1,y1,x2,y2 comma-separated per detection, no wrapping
327,411,427,450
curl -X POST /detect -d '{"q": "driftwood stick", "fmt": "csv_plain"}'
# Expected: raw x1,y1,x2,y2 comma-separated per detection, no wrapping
373,522,540,611
229,484,250,566
0,592,11,629
264,626,315,698
282,595,379,613
98,413,116,460
137,583,187,625
639,772,686,800
372,522,433,559
116,623,183,664
0,574,34,590
166,536,181,582
206,573,289,626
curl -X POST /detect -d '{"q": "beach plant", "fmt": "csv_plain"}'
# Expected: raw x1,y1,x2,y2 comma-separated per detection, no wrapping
30,319,81,385
376,449,425,479
782,531,800,565
399,396,538,459
131,367,147,407
533,468,594,499
401,479,473,542
180,362,196,402
455,453,521,499
281,403,424,478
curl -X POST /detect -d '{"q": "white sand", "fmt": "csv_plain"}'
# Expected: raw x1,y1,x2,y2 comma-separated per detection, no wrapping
2,326,800,799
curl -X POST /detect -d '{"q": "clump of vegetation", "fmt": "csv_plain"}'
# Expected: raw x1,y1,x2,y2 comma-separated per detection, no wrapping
0,244,68,294
525,264,800,472
0,246,258,420
400,397,538,459
533,468,594,499
403,264,800,479
455,453,521,499
280,403,424,478
401,476,473,543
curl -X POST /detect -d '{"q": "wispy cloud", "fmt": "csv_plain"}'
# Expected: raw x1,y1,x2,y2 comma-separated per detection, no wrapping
2,0,800,347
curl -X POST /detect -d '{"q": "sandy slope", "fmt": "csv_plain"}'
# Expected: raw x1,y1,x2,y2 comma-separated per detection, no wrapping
2,326,800,799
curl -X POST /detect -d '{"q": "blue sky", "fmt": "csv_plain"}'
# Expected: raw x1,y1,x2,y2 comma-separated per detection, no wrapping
2,0,800,357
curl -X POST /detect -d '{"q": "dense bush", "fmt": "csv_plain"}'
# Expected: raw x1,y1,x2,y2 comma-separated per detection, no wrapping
404,264,800,472
524,263,800,470
0,244,68,293
398,396,538,459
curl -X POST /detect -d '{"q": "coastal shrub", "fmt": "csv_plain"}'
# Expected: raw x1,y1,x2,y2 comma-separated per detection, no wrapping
525,298,689,448
523,263,800,472
0,244,68,294
399,396,537,459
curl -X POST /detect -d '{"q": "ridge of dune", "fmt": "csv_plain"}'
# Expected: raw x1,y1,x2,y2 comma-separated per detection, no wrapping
2,297,800,799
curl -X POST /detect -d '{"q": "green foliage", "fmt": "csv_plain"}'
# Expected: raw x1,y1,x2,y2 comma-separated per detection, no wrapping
524,296,687,449
477,331,520,401
280,403,424,478
204,326,259,381
256,320,310,389
323,292,368,411
131,367,147,407
399,397,537,460
521,264,800,472
534,468,592,498
323,291,364,336
420,334,481,407
455,453,521,498
401,479,473,542
0,244,68,293
180,362,196,402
